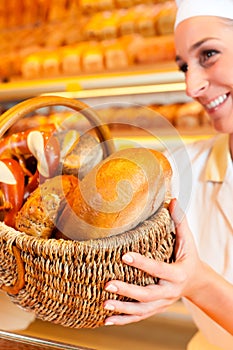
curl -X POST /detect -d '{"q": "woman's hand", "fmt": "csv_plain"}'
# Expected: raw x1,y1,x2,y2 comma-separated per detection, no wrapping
104,199,203,326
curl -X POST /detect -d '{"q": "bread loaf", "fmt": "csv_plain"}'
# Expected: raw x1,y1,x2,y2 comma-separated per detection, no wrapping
57,147,172,241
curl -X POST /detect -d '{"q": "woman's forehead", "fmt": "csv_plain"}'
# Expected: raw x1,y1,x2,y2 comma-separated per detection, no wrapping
175,17,230,43
174,16,233,57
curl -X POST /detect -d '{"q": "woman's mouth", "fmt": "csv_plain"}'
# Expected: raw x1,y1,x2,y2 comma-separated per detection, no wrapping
205,93,229,111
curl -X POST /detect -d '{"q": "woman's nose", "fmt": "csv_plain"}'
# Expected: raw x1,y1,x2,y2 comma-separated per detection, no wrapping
185,68,209,98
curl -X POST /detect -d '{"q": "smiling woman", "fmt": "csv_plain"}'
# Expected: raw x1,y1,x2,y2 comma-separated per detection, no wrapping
175,16,233,135
103,1,233,350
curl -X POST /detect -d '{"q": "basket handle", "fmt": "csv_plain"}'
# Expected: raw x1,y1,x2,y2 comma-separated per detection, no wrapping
1,245,25,295
0,95,116,157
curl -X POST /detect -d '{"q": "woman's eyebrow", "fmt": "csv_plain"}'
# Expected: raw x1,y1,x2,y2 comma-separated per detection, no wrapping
175,37,217,62
190,37,217,52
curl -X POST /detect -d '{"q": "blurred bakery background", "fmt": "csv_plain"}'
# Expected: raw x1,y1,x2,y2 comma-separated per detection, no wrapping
0,0,212,348
0,0,215,148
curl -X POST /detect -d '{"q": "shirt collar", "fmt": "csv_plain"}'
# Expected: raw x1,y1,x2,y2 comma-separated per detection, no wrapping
205,134,230,182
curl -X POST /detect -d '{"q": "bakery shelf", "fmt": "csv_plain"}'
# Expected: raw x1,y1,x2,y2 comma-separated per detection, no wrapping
0,64,215,140
113,128,215,151
0,64,186,104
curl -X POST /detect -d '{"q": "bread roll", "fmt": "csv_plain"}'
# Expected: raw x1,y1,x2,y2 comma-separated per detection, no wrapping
57,147,172,241
21,54,42,80
81,43,104,72
115,0,134,7
118,8,137,36
99,12,118,40
132,34,175,64
41,51,61,77
103,40,129,70
60,45,82,75
15,175,79,239
150,103,182,125
174,101,204,128
97,0,114,11
135,5,159,37
61,133,104,179
155,3,177,35
80,0,98,13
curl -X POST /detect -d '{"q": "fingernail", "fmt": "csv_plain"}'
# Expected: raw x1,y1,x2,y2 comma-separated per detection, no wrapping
105,321,114,326
104,303,115,311
105,284,118,293
123,253,134,263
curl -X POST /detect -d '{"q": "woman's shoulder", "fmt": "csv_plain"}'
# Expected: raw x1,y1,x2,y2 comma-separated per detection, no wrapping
170,135,218,162
164,135,219,182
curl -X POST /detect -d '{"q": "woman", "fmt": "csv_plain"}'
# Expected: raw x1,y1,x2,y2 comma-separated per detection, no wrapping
104,0,233,349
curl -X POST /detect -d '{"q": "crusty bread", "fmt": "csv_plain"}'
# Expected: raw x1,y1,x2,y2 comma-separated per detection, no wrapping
61,133,104,179
57,147,172,241
15,175,79,238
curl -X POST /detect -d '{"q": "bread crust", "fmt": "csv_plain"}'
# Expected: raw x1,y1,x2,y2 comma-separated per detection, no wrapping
15,174,79,238
57,148,172,240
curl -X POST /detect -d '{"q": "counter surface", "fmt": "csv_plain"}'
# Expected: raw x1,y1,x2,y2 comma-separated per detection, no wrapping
0,302,197,350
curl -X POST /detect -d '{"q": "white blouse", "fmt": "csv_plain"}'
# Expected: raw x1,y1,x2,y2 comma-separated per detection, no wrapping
168,133,233,350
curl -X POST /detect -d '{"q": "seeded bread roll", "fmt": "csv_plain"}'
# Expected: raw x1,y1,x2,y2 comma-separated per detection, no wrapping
57,147,172,241
15,175,79,238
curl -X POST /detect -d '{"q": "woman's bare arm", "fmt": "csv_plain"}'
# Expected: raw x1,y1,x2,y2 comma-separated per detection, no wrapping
103,199,233,335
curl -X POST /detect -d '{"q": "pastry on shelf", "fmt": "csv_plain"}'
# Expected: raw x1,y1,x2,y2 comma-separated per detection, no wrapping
97,0,115,11
155,1,177,35
98,11,119,40
131,34,175,64
115,0,134,8
102,39,129,70
79,0,99,13
41,51,61,77
21,53,43,80
174,101,205,128
60,44,83,75
118,8,137,36
149,103,182,126
81,42,104,72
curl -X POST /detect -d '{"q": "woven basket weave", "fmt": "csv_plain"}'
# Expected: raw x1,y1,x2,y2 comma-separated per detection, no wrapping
0,96,175,329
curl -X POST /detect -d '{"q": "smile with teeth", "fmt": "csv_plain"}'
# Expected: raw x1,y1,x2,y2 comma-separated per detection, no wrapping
205,94,228,110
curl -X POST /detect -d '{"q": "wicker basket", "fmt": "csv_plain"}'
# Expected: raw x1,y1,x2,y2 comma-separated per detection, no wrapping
0,96,175,329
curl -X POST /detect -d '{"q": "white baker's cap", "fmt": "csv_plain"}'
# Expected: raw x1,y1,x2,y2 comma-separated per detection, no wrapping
175,0,233,28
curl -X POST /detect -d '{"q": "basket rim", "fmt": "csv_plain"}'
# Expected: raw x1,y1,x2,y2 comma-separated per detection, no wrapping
0,206,174,253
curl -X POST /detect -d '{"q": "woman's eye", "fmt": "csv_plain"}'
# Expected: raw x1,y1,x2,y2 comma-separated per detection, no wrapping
179,63,188,73
200,49,219,64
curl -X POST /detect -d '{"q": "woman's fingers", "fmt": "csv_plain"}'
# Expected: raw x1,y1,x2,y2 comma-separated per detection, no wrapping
104,298,170,316
102,198,194,327
169,198,185,226
105,277,181,304
106,281,160,302
104,297,176,326
169,198,190,237
121,252,182,282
